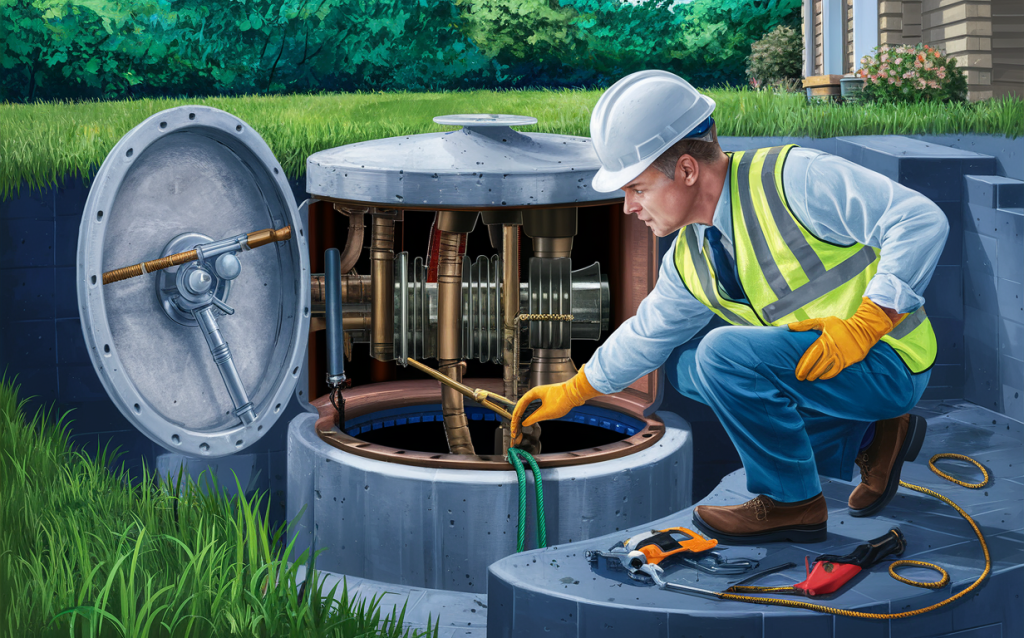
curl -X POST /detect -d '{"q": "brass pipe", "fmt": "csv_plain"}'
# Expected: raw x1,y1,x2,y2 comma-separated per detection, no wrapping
311,274,372,305
334,205,368,273
309,313,372,332
437,229,475,455
370,214,395,361
500,224,520,455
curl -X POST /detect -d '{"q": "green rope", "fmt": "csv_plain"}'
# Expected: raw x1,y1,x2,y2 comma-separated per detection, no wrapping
507,447,547,552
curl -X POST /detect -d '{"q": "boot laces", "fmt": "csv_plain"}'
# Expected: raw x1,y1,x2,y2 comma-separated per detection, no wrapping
744,496,773,521
856,451,872,482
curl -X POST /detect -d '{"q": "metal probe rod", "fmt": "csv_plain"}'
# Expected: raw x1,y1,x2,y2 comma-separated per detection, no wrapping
406,358,515,422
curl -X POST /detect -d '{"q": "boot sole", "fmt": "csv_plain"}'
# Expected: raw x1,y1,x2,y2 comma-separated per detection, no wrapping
850,414,928,518
691,510,827,545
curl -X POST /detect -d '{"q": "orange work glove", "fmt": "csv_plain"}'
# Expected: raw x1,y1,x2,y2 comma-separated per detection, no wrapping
510,365,603,447
788,297,905,382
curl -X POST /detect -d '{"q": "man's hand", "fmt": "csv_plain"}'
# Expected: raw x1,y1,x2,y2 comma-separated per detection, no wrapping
788,297,905,381
510,366,603,447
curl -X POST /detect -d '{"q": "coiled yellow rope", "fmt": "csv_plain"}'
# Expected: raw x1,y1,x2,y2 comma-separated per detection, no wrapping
720,453,990,619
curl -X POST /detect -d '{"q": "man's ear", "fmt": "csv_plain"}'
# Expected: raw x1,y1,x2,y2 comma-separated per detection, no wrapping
676,154,700,186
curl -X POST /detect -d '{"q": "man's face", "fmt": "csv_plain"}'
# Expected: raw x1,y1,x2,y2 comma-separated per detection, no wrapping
621,160,698,237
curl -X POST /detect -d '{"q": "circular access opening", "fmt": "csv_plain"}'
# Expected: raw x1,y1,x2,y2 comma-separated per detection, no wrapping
347,404,637,455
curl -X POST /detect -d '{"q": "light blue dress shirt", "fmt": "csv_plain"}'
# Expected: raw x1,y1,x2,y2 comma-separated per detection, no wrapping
585,147,950,395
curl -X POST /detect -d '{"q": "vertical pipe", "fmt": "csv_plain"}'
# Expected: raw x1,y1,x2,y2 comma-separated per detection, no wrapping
500,225,520,455
334,206,367,273
520,208,579,453
325,248,345,386
437,229,475,455
370,214,395,361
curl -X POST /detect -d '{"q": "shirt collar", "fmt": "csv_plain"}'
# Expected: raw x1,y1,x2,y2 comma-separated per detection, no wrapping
692,176,732,255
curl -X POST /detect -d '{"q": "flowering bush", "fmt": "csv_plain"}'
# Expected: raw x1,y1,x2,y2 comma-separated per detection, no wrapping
858,43,967,103
746,25,803,91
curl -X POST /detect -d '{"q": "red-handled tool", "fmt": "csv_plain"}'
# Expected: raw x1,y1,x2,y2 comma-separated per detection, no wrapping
730,527,907,597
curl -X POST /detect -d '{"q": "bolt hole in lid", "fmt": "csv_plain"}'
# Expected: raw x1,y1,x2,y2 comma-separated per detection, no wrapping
76,105,311,459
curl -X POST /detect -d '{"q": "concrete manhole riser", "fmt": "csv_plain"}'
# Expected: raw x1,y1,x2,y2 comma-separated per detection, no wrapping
287,409,692,594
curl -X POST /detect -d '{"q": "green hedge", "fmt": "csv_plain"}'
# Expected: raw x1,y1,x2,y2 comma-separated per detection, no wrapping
0,0,801,102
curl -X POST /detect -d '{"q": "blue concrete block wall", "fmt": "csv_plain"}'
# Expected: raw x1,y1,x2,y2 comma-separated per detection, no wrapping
963,175,1024,420
833,136,1002,401
0,175,310,528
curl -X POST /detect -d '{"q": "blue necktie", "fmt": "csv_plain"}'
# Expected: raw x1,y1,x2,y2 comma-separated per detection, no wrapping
705,226,746,302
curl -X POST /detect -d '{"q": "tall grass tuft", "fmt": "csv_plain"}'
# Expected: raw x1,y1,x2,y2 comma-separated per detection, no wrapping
1,89,1020,199
0,374,434,638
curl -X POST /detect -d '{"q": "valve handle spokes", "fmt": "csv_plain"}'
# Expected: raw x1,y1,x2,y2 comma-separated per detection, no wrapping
192,306,256,425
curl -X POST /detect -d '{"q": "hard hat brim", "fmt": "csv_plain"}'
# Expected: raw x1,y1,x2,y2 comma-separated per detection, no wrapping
591,156,658,194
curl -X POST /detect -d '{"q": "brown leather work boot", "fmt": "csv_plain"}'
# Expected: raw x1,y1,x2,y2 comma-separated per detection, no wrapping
849,413,927,517
692,493,828,544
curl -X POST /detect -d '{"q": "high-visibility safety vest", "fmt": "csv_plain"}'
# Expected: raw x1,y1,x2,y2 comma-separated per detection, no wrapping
674,145,937,374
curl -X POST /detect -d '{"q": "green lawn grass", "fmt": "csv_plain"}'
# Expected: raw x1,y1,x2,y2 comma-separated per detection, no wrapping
0,374,437,638
1,89,1021,199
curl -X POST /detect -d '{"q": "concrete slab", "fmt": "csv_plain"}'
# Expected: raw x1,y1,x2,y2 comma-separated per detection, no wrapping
487,399,1023,637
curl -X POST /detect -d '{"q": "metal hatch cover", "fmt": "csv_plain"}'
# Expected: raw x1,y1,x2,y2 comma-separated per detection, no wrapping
77,106,310,458
306,113,623,209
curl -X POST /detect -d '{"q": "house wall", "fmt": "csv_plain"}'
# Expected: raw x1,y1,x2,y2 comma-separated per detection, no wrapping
806,0,1022,101
922,0,993,101
991,0,1024,99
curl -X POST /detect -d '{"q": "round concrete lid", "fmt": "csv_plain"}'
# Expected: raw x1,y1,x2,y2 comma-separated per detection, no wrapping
77,105,311,458
306,113,621,209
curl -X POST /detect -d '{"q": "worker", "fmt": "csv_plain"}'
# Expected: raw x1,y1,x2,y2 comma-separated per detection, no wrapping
510,70,946,544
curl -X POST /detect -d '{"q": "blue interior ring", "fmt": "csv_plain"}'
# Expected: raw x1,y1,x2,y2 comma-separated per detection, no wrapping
343,404,645,438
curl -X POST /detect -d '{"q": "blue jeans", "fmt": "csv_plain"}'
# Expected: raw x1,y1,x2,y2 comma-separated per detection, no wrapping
666,324,931,503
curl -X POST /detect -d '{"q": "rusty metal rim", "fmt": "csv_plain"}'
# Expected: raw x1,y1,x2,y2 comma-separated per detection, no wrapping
311,380,664,470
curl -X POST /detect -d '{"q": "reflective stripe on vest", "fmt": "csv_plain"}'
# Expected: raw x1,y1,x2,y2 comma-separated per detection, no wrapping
674,145,937,374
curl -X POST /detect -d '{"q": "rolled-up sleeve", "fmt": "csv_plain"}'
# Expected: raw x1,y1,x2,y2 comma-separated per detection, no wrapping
585,242,715,394
783,150,949,314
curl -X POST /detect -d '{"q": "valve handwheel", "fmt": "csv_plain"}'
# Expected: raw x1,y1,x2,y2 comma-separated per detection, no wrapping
103,226,294,426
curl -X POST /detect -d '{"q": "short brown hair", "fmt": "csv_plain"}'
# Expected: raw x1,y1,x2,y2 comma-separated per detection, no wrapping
649,124,723,179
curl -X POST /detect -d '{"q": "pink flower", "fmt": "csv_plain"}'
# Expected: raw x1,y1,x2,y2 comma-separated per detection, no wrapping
895,79,903,86
937,68,946,78
879,71,887,78
914,61,922,69
881,53,889,62
889,77,896,84
917,79,927,89
895,57,903,64
929,80,940,89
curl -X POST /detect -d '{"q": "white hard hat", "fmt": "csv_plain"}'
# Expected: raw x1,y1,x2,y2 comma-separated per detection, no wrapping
590,70,716,193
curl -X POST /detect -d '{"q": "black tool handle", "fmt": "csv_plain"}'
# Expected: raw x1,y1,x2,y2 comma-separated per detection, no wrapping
815,527,907,569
